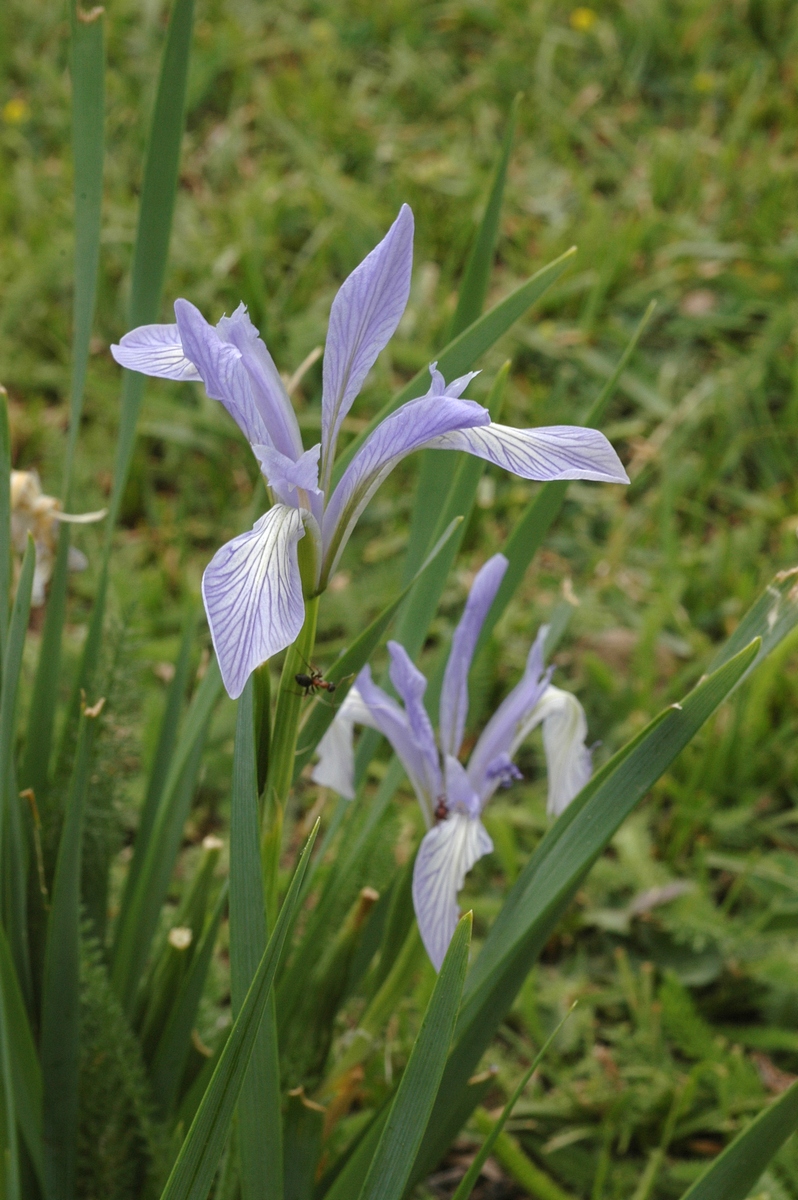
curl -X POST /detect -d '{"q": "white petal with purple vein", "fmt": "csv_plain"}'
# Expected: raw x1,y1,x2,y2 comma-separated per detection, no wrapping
110,323,201,382
425,423,630,483
412,813,493,970
202,505,305,699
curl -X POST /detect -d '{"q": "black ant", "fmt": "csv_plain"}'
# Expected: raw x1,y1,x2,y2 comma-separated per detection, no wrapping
294,666,337,697
434,797,449,821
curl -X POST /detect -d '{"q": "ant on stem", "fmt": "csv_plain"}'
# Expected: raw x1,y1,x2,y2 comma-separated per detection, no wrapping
290,650,350,701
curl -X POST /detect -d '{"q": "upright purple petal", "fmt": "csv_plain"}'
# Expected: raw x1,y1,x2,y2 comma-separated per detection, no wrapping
175,299,272,448
387,641,442,806
217,304,304,461
311,686,376,799
110,323,201,381
320,393,490,583
355,664,436,826
202,505,305,699
412,813,493,970
424,423,630,483
439,555,508,758
320,205,414,487
467,627,552,806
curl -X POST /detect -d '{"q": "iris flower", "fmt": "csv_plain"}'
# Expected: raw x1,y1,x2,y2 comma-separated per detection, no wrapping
312,554,592,969
112,205,628,698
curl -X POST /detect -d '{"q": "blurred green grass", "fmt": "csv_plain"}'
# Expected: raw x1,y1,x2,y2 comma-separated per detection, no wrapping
6,0,798,1194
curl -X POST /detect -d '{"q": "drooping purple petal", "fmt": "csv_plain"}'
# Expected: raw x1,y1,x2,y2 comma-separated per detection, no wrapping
444,755,481,818
467,627,552,806
175,299,272,448
320,205,414,487
202,504,305,699
311,686,376,799
110,324,201,382
321,393,490,583
439,554,508,758
254,444,321,501
355,663,436,826
412,813,493,970
424,423,630,484
387,641,442,806
217,304,304,460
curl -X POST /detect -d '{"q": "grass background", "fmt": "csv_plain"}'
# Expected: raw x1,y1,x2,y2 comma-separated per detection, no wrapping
6,0,798,1195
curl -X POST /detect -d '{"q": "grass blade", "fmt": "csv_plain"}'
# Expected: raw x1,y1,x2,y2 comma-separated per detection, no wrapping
410,641,763,1184
678,1080,798,1200
331,247,577,488
476,300,656,655
404,96,520,578
293,515,463,778
159,823,319,1200
41,697,103,1200
111,659,223,1015
150,883,227,1117
229,680,282,1199
451,1008,574,1200
0,967,20,1200
356,913,471,1200
64,0,104,501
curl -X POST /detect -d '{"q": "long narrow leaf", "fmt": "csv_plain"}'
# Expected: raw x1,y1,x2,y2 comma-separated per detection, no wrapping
0,390,10,651
159,823,319,1200
229,680,282,1200
41,699,102,1200
679,1080,798,1200
331,247,577,487
78,0,195,699
0,925,43,1188
356,913,471,1200
0,971,20,1200
111,659,223,1013
403,96,520,579
293,516,463,777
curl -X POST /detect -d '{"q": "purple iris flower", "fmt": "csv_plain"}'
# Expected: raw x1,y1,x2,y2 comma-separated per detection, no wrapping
312,554,593,969
111,205,628,699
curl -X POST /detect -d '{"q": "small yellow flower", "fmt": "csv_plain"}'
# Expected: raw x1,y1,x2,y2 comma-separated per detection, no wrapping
570,7,597,31
2,98,29,125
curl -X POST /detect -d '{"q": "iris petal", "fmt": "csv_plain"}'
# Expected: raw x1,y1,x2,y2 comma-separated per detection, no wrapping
425,422,630,483
412,813,493,970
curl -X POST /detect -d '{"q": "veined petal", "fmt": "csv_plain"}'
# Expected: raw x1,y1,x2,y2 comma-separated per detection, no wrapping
175,299,272,447
254,443,321,499
387,641,442,804
320,205,414,486
412,813,493,970
217,304,304,460
311,686,376,799
355,664,436,826
439,554,508,758
424,423,630,484
202,505,305,699
110,323,201,382
321,393,489,583
467,627,552,806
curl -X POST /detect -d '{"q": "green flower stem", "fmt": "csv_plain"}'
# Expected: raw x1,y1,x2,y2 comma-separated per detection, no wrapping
267,596,320,808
